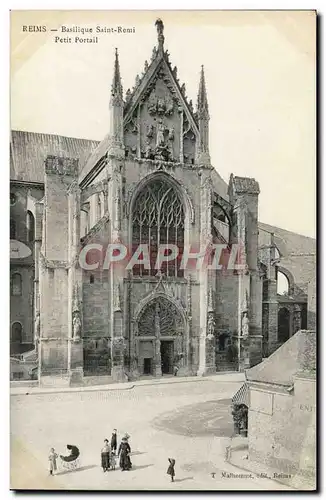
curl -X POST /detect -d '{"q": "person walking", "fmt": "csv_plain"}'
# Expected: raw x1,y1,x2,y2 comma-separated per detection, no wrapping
111,429,118,455
48,448,58,476
167,458,176,482
101,439,111,472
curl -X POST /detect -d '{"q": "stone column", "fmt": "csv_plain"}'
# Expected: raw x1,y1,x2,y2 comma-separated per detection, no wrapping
68,182,83,384
38,155,79,387
34,200,43,352
228,175,262,369
265,278,279,355
108,153,127,382
197,170,216,376
154,302,162,376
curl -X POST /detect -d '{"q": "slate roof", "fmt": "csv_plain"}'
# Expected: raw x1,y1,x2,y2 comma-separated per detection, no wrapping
258,221,316,257
10,130,99,183
246,330,316,387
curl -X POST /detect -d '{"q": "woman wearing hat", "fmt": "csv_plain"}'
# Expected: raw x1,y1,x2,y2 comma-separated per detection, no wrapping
118,436,132,471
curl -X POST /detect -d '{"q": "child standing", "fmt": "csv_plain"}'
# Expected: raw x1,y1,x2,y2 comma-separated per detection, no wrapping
48,448,58,476
167,458,176,482
110,452,116,470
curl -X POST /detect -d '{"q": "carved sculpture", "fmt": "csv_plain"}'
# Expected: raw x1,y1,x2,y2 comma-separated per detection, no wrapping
168,127,175,141
155,18,164,37
144,142,152,159
135,74,140,87
146,124,154,138
181,83,186,95
172,66,178,78
125,89,131,102
156,120,166,147
151,46,157,61
241,312,249,338
35,312,40,340
144,60,149,72
72,311,81,341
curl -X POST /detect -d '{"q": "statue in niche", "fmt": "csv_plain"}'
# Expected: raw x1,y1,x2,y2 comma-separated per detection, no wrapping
35,312,40,340
156,120,166,147
72,310,81,341
168,126,175,142
241,311,249,338
146,124,154,138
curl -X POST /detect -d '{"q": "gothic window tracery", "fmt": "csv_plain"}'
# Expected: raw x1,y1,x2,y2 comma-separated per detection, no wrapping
132,178,184,277
137,297,183,337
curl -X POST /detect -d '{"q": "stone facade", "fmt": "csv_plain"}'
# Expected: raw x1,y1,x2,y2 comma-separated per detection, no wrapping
246,330,316,489
9,20,316,384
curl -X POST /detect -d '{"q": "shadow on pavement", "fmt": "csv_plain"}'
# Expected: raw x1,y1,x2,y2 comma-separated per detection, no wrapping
130,451,146,456
174,477,194,483
56,465,97,476
130,464,154,471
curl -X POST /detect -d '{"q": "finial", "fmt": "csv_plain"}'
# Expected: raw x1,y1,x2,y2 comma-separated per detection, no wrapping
197,64,209,117
111,47,123,98
155,18,164,51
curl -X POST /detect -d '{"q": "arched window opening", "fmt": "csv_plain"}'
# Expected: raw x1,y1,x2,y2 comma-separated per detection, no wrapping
11,322,22,344
213,203,230,244
90,274,94,284
81,208,90,237
277,270,290,296
132,178,185,277
10,219,16,239
278,307,290,342
11,273,22,296
26,211,35,242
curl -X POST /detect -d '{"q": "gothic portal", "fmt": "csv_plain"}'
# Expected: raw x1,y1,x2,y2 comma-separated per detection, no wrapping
8,18,312,386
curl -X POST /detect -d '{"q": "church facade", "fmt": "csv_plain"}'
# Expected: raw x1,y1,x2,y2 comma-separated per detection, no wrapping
10,20,316,385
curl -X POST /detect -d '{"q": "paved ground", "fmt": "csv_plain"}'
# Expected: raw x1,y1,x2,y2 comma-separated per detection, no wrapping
10,375,292,491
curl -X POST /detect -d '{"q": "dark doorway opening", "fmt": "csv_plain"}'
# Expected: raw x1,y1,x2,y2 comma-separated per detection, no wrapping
143,358,152,375
160,341,174,374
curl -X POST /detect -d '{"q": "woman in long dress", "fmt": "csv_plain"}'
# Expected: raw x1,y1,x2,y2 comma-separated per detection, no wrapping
118,437,132,471
101,439,111,472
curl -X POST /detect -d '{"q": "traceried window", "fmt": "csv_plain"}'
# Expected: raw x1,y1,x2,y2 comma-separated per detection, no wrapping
11,273,22,296
132,178,184,277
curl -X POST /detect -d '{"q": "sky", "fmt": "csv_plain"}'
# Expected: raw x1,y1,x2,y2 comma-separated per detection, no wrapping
10,10,316,238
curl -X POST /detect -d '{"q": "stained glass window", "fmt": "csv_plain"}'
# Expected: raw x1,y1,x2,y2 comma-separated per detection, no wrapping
132,179,184,277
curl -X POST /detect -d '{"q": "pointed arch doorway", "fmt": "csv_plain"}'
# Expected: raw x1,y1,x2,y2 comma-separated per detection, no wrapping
135,296,186,376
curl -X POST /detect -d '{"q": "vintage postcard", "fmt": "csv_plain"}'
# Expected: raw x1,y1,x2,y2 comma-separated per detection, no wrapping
10,10,316,491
